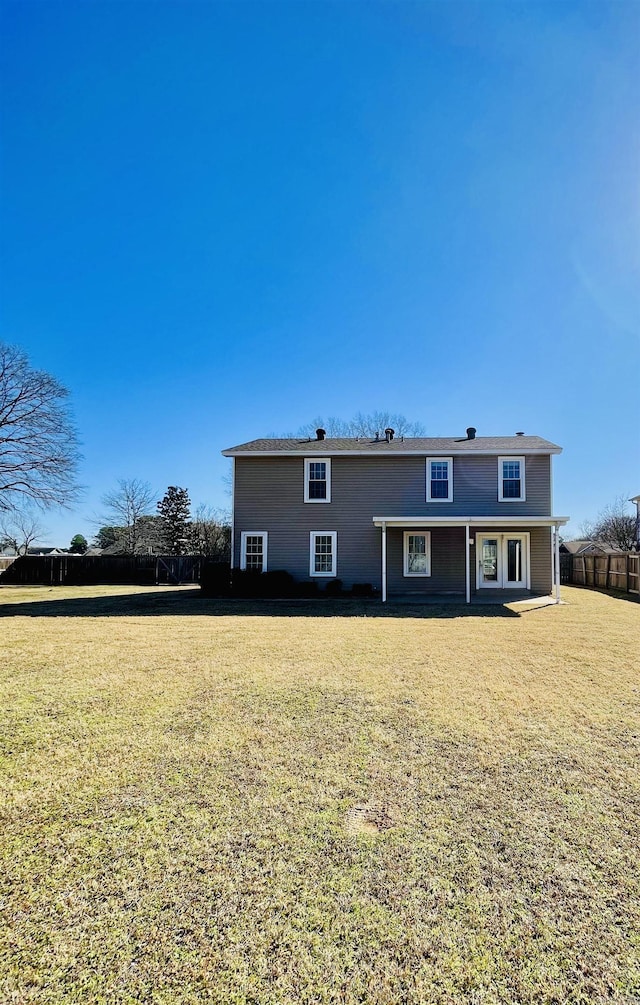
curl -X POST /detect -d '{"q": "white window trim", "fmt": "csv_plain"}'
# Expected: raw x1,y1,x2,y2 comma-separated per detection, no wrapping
304,457,331,503
426,456,453,503
240,531,268,572
309,530,337,577
403,531,432,577
498,456,526,502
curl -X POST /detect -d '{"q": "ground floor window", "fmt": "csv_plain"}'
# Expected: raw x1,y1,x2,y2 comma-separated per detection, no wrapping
403,531,431,576
310,531,337,576
240,531,268,572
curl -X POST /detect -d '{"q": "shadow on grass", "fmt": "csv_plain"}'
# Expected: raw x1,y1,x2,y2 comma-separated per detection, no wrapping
0,588,523,619
566,583,640,606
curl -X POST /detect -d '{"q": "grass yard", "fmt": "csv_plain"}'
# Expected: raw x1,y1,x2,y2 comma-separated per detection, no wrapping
0,585,638,1004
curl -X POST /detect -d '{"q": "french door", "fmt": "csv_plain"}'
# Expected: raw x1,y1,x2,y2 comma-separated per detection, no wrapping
476,534,529,589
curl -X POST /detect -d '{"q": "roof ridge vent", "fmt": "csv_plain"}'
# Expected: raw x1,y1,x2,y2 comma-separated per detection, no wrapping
516,431,524,436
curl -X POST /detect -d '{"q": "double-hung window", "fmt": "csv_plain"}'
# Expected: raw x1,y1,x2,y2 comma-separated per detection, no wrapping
240,531,268,572
426,457,453,502
403,532,431,577
310,531,337,577
304,458,331,502
498,456,525,501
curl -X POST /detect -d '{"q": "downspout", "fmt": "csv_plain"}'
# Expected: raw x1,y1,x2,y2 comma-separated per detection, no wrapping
381,521,387,603
465,524,471,604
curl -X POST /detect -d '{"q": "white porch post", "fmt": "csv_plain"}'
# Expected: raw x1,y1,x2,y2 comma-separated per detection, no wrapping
554,524,561,603
465,524,471,604
381,521,387,603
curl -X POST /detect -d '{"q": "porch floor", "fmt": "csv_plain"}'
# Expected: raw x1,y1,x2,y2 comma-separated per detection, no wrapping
388,591,559,607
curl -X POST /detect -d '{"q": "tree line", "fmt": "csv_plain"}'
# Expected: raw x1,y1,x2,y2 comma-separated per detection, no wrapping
579,497,639,553
95,482,230,558
0,341,229,559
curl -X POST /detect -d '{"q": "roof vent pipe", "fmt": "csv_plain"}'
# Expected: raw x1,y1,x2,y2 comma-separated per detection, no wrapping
466,427,476,440
316,428,326,441
384,427,395,442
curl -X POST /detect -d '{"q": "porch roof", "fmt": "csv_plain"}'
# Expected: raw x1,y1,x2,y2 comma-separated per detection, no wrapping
372,516,569,528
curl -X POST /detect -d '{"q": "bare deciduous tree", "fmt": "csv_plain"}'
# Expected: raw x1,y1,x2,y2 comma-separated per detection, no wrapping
0,342,80,510
0,506,48,555
188,504,231,559
580,496,637,552
100,479,156,554
297,412,425,438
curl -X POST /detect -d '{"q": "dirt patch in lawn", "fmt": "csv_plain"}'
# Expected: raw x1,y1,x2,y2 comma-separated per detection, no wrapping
345,803,395,835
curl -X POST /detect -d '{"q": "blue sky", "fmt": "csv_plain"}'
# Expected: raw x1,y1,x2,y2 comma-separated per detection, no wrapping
1,0,638,545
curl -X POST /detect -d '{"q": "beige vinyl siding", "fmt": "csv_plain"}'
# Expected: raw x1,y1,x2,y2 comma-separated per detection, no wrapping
233,456,554,590
387,528,466,595
530,526,553,594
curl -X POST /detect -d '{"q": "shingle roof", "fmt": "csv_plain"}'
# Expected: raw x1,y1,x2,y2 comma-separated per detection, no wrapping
222,435,561,455
562,539,625,555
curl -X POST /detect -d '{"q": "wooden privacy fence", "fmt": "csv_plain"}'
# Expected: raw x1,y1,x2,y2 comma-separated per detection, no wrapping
560,553,639,596
0,555,203,587
156,556,201,585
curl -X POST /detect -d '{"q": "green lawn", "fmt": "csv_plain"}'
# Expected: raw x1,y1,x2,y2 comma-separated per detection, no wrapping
0,585,638,1004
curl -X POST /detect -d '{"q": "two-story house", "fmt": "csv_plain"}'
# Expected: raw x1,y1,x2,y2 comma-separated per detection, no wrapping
222,427,569,603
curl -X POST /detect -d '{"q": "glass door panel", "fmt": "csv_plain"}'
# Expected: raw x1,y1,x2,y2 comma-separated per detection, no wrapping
504,536,526,587
480,539,499,586
477,534,528,589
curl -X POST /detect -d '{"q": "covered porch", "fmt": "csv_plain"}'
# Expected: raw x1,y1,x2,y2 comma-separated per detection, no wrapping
373,516,569,604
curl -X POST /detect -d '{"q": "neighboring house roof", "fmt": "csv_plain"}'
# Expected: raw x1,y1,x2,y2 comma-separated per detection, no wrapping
100,542,128,556
562,540,625,555
26,546,68,555
222,435,562,457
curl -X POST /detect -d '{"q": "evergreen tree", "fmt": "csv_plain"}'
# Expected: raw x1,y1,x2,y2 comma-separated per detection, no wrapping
93,526,123,550
69,534,88,554
157,486,191,555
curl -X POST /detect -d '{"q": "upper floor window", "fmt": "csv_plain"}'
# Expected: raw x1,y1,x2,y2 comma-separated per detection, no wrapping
426,457,453,502
304,458,331,502
498,456,526,501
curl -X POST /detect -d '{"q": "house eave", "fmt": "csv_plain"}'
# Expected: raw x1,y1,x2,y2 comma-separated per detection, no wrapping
372,516,570,528
222,447,562,458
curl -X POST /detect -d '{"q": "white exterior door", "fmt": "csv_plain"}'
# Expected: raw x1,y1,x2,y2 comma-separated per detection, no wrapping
477,534,529,589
